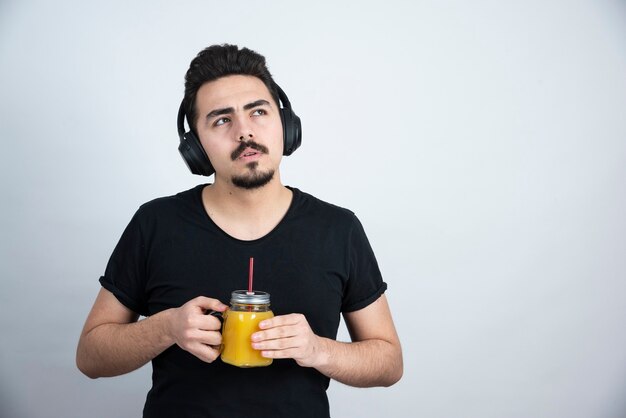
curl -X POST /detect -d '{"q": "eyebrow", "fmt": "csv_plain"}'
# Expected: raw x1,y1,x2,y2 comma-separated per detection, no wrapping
205,99,271,122
244,99,271,110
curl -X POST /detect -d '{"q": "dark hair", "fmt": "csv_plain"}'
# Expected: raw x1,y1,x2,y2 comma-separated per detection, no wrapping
183,44,279,132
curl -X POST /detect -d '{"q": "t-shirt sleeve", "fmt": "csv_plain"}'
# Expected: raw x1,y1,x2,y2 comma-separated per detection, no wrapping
99,210,149,316
341,215,387,313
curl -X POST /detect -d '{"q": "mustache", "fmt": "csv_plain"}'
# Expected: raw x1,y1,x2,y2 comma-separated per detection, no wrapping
231,140,269,161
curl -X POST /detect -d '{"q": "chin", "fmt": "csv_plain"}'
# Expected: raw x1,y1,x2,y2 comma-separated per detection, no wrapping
231,168,275,190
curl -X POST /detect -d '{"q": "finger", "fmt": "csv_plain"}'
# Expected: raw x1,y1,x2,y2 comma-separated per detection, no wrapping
258,313,304,330
192,296,228,312
196,330,223,347
252,324,299,343
188,342,221,363
181,328,222,345
197,314,223,331
252,336,299,351
259,347,301,360
177,329,222,352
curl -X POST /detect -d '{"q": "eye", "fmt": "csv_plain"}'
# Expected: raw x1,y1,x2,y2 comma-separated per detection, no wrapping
252,109,267,116
214,117,230,127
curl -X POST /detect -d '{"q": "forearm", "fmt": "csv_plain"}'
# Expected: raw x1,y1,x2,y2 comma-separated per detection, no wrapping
313,337,403,387
253,302,403,387
76,309,174,378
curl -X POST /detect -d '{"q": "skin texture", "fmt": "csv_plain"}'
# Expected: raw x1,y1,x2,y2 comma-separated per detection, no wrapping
76,75,403,387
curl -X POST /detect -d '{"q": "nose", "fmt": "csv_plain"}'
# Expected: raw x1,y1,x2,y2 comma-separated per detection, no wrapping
234,115,254,142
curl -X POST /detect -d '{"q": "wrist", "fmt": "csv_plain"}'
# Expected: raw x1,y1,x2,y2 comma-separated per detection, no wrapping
311,336,332,369
154,308,176,348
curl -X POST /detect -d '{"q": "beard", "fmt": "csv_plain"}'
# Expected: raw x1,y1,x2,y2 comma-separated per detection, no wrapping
229,140,274,189
231,162,275,190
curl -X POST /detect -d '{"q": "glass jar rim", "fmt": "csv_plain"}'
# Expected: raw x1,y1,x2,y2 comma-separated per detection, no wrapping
230,290,270,305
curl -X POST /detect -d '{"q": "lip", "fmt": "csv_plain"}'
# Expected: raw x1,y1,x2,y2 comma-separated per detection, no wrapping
237,147,262,161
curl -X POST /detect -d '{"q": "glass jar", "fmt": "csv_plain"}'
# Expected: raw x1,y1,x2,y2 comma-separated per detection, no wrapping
220,290,274,367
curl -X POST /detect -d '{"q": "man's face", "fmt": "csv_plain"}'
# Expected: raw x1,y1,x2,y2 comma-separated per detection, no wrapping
194,75,284,189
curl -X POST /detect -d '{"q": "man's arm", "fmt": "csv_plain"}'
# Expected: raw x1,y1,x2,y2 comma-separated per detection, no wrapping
76,288,227,378
251,294,403,387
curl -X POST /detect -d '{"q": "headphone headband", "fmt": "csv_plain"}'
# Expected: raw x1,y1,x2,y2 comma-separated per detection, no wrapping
177,101,187,140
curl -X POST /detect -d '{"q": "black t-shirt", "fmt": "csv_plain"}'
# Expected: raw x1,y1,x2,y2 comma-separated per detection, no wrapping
100,185,386,418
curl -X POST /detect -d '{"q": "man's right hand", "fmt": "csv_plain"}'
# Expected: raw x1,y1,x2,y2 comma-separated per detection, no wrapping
168,296,228,363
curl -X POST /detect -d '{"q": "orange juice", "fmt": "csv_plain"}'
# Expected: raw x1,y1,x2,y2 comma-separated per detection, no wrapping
221,309,274,367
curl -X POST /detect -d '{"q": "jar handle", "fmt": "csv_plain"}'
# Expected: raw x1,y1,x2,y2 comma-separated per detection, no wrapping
205,310,227,353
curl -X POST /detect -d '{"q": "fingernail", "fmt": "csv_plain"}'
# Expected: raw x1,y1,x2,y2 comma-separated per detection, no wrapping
259,321,268,328
251,333,260,342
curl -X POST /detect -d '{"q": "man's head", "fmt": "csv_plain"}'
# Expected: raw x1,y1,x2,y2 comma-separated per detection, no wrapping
178,44,301,189
183,44,280,134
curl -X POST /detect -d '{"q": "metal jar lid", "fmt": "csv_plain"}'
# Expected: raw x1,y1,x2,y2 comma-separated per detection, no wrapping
230,290,271,305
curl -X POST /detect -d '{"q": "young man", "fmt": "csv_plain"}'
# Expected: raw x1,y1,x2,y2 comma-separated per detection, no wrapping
76,44,402,418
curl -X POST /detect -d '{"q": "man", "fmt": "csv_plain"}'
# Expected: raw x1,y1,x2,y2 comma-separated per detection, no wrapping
76,44,402,418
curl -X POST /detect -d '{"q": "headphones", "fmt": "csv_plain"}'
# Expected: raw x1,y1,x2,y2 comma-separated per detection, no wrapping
177,83,302,176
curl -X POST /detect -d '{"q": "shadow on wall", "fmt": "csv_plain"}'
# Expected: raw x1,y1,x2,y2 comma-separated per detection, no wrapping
0,384,24,418
609,381,626,418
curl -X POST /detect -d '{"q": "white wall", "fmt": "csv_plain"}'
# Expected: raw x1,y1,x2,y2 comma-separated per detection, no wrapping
1,1,626,417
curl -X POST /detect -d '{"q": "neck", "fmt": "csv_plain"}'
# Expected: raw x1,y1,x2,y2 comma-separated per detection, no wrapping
202,171,293,241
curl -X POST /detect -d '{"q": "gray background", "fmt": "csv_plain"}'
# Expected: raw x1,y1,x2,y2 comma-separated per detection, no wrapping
1,0,626,417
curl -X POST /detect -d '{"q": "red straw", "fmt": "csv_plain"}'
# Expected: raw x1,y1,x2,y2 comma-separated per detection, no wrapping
248,257,254,293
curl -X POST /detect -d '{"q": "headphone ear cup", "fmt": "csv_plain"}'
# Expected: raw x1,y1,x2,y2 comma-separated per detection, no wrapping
178,131,215,176
281,107,302,156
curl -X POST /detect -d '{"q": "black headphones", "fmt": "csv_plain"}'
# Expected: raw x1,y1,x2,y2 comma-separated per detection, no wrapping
177,83,302,176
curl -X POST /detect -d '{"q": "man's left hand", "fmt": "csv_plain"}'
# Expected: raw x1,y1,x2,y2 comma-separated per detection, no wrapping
251,314,328,368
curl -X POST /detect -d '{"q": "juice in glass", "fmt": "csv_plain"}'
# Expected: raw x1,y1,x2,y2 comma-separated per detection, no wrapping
221,310,274,367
